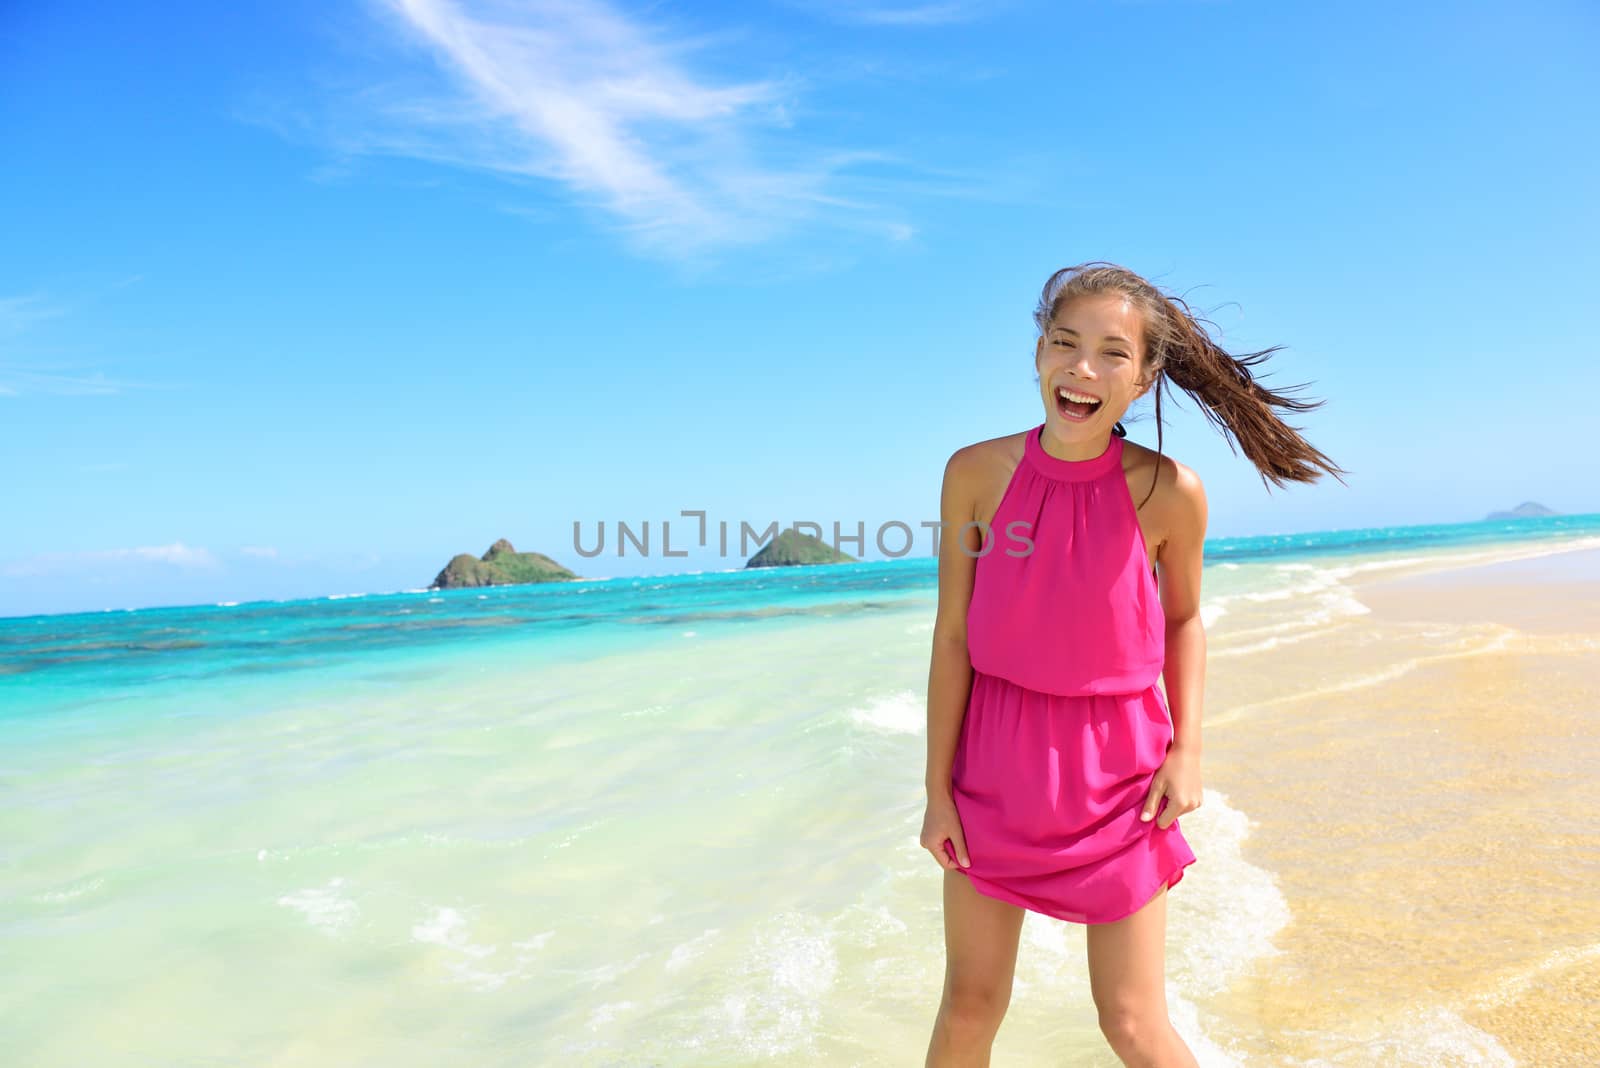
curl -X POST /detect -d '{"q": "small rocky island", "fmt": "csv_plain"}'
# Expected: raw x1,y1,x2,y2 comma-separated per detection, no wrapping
745,527,859,569
1484,501,1558,521
430,538,578,589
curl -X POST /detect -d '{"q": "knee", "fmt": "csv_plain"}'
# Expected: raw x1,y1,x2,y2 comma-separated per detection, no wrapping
1096,1004,1167,1061
940,977,1012,1041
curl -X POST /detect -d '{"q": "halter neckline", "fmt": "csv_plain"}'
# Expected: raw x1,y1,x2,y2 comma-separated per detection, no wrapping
1024,423,1124,482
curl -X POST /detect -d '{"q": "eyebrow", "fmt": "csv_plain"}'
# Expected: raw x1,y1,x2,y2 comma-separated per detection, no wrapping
1051,326,1132,344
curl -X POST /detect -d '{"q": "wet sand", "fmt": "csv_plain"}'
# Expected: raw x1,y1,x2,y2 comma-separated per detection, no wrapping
1197,547,1600,1066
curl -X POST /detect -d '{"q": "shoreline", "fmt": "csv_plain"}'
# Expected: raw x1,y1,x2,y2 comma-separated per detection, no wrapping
1196,540,1600,1064
1349,544,1600,636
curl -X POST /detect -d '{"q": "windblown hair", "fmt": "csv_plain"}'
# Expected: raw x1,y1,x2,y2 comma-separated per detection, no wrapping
1035,261,1348,507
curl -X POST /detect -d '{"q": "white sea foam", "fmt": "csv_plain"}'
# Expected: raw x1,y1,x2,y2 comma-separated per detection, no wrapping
1295,1004,1515,1066
705,911,840,1059
277,877,359,935
848,689,922,734
1167,788,1291,998
412,906,493,959
585,1000,638,1029
29,875,105,904
1206,538,1600,655
665,927,722,973
410,906,555,992
573,949,652,989
1464,939,1600,1012
1206,625,1518,728
621,703,670,719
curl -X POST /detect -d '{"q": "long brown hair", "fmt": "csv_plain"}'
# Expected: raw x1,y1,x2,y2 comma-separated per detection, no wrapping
1035,261,1349,508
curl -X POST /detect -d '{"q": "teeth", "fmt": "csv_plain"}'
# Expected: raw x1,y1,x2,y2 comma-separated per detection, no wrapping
1057,387,1099,404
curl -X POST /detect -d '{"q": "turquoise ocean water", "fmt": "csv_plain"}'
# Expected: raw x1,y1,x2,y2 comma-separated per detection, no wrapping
3,513,1599,1065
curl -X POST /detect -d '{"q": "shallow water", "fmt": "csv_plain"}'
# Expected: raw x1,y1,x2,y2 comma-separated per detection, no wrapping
3,516,1598,1065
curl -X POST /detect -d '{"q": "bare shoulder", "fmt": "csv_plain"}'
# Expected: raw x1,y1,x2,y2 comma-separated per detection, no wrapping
950,428,1027,466
946,429,1027,525
1121,438,1207,555
1121,437,1202,504
932,432,1027,642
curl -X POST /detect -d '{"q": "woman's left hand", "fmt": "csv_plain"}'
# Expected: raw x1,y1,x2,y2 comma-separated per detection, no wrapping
1141,743,1202,829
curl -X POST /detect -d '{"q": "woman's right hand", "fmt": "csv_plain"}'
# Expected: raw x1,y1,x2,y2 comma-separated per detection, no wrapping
920,792,971,871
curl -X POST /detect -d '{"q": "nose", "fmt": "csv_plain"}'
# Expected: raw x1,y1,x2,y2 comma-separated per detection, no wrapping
1063,348,1097,379
1065,357,1097,384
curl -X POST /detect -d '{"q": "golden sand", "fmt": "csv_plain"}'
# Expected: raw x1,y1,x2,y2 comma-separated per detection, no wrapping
1196,548,1600,1066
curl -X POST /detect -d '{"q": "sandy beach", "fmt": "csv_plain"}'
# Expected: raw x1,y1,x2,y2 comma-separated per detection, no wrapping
1197,546,1600,1065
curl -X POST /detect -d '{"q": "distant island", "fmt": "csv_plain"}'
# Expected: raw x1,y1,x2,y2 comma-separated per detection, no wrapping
430,539,578,589
429,528,856,590
1484,501,1559,521
745,527,858,569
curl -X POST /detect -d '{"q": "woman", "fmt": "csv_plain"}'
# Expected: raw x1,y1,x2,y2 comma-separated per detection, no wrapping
921,262,1345,1066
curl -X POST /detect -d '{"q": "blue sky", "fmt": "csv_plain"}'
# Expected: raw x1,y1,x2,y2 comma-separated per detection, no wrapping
2,0,1596,618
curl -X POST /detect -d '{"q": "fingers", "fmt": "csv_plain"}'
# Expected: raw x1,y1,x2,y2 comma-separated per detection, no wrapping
1140,780,1165,823
921,799,972,871
944,832,971,871
1148,792,1202,830
924,832,970,871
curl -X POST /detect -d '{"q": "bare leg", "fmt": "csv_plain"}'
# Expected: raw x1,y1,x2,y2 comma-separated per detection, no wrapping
925,869,1026,1067
1085,883,1198,1068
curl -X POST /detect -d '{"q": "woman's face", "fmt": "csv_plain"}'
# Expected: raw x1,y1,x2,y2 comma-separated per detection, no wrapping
1034,292,1151,435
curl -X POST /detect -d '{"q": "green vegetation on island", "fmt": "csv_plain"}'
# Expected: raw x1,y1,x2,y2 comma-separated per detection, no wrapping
745,527,858,569
430,538,578,589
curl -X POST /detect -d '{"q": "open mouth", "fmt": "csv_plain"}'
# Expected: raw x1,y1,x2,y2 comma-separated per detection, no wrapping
1055,385,1103,421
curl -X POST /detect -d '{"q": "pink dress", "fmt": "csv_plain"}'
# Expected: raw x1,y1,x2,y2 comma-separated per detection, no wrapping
944,423,1196,924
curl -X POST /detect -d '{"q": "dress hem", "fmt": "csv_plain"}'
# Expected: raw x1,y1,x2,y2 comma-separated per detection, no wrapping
958,852,1196,926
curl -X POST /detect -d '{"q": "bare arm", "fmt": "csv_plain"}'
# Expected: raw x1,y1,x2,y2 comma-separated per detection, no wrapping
925,447,981,798
1155,461,1208,754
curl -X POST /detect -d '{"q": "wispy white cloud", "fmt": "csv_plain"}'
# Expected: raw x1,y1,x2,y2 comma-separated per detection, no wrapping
0,368,133,397
794,1,991,26
246,0,962,265
3,543,221,578
0,289,177,398
0,294,68,338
